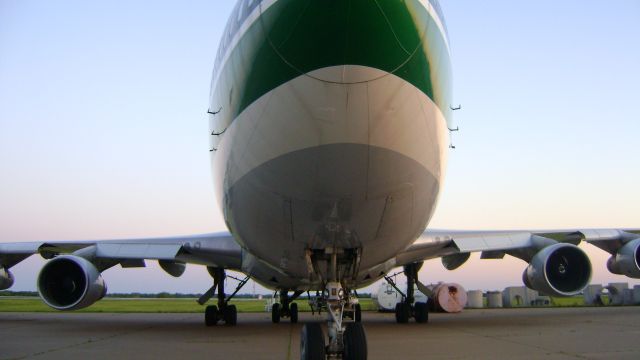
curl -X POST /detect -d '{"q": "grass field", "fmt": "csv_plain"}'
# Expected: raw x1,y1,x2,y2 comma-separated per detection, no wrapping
0,297,377,313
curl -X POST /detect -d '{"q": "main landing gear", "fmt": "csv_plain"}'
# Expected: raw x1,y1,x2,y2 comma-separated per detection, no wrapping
198,267,249,326
386,262,429,324
271,290,303,324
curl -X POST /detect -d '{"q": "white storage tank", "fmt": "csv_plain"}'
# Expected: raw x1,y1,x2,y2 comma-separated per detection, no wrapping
487,291,503,308
466,290,484,308
373,283,427,312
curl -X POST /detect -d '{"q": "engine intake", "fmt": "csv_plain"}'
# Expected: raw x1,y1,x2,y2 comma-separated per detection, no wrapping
606,238,640,278
0,268,14,290
37,255,107,311
523,243,591,297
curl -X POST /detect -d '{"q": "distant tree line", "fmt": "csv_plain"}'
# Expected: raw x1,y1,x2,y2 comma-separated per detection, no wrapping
0,291,371,299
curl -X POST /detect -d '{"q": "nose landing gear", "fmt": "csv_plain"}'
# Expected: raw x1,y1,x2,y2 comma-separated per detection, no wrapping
300,248,368,360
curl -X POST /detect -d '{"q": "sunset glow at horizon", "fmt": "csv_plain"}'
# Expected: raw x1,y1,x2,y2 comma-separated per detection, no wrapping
1,0,639,294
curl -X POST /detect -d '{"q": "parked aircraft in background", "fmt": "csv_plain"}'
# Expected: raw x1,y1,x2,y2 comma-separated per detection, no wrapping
2,1,639,359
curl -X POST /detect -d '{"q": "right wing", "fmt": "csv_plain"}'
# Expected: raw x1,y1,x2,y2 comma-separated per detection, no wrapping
394,228,640,297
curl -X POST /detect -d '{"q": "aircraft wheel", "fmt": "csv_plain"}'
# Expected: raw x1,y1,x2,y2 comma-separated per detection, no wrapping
205,305,218,327
300,323,325,360
224,305,237,326
354,303,362,322
343,322,367,360
395,303,410,324
271,303,281,323
414,302,429,323
290,302,298,323
427,297,436,312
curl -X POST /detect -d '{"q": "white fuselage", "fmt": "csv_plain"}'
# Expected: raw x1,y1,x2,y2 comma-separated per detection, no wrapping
208,0,452,290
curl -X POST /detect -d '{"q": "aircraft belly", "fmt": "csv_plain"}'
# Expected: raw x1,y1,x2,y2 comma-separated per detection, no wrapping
213,66,448,286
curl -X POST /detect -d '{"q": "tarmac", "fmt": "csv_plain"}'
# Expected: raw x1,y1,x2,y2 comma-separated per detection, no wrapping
1,307,639,360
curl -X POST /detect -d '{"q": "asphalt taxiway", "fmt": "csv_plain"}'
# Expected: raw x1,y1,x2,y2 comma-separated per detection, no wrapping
1,307,639,360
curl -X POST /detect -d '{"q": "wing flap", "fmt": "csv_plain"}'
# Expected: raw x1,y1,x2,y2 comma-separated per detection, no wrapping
95,243,182,260
0,232,242,270
452,232,532,253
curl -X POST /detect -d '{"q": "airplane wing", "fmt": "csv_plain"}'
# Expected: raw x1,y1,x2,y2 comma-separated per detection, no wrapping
0,232,242,271
394,228,640,297
0,232,243,307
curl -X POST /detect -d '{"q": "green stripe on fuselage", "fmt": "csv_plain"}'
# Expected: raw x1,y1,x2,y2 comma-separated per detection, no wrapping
212,0,452,126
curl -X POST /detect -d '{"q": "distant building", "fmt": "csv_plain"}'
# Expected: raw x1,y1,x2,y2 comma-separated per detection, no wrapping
607,283,629,306
583,284,604,305
502,286,549,307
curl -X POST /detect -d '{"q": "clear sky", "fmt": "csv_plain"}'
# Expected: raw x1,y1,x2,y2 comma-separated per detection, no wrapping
1,0,639,294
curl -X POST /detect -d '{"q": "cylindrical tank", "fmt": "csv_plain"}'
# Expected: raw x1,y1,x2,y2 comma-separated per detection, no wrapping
430,283,467,313
487,291,503,308
373,284,430,311
466,290,483,308
373,283,403,312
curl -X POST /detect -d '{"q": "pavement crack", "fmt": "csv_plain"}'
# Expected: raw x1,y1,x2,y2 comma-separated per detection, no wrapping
439,324,589,359
286,323,294,360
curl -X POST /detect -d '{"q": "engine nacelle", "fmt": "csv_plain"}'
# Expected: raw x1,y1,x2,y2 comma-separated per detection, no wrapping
0,268,15,290
522,243,591,297
606,238,640,278
37,255,107,311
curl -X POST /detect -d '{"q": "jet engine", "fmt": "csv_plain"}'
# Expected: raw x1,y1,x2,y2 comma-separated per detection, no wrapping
606,238,640,278
37,255,107,311
0,268,14,290
522,243,591,297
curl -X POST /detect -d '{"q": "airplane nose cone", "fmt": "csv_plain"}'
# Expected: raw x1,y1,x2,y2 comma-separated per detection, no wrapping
263,0,426,83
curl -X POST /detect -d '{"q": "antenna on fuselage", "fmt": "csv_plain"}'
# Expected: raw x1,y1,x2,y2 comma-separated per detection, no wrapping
448,105,461,149
208,107,223,152
207,107,222,115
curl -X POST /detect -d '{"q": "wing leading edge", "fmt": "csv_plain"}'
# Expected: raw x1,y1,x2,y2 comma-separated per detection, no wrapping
395,228,640,297
0,232,242,279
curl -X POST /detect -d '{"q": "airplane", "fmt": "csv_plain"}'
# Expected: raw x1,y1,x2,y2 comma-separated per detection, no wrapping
1,0,639,359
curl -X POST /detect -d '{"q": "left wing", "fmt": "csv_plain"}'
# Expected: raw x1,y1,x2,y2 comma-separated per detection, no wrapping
0,232,242,270
394,228,640,297
0,232,242,309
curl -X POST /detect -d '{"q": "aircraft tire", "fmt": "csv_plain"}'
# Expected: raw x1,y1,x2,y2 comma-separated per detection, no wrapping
300,323,325,360
290,302,298,323
395,303,410,323
414,302,429,323
343,322,367,360
224,305,237,326
354,303,362,322
271,303,281,323
205,305,218,327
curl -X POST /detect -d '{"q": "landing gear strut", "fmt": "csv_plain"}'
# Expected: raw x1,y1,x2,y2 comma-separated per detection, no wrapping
271,289,303,324
391,262,429,324
199,267,248,326
300,248,367,360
